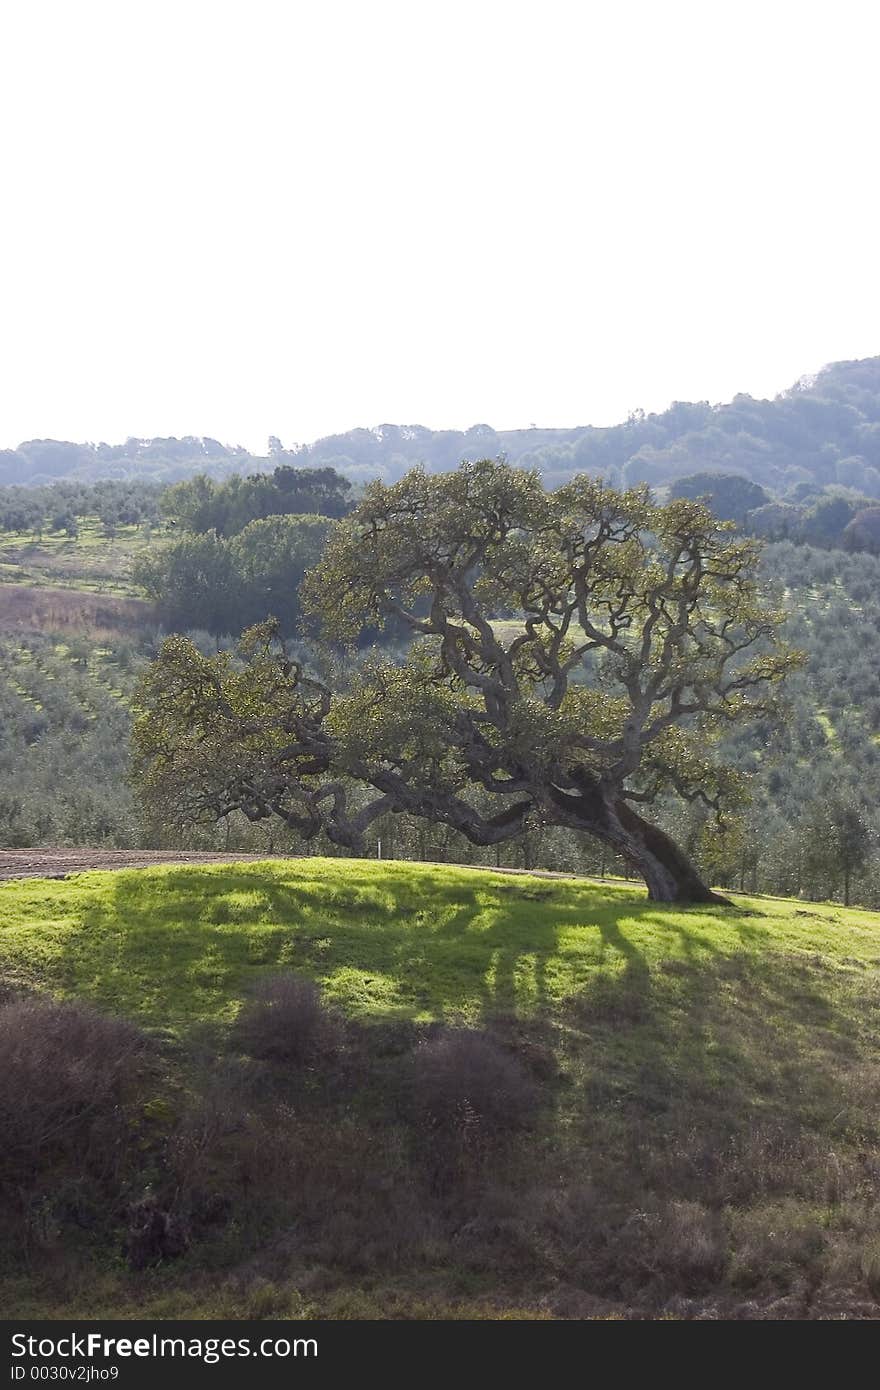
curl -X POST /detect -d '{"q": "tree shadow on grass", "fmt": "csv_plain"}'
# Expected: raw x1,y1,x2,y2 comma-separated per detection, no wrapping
561,935,880,1210
29,857,880,1227
49,859,812,1033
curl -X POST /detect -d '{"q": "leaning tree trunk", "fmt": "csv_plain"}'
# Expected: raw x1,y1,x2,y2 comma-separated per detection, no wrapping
606,799,730,904
548,781,730,905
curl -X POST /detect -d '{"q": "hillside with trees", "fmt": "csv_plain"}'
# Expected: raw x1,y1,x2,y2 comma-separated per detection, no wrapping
0,385,878,907
3,356,880,505
135,461,800,905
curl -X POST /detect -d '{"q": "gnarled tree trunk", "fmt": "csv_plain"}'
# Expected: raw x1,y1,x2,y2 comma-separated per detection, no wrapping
547,780,730,905
602,799,729,904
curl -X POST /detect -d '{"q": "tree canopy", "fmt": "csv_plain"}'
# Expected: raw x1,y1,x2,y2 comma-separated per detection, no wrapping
133,513,331,637
668,472,769,526
160,465,351,536
133,460,802,902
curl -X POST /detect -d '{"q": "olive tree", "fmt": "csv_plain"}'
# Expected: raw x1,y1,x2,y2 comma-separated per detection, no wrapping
133,460,800,903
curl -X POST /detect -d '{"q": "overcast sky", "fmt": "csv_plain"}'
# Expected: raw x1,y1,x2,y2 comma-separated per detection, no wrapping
1,0,877,452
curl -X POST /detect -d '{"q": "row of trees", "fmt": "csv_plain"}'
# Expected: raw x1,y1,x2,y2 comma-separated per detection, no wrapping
0,467,352,548
0,437,250,486
0,634,139,847
0,479,164,538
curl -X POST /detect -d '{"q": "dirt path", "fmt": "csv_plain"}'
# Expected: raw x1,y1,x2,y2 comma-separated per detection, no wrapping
0,847,613,885
0,849,295,881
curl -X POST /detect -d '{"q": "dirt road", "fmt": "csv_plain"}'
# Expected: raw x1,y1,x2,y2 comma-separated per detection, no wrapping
0,849,292,881
0,848,601,884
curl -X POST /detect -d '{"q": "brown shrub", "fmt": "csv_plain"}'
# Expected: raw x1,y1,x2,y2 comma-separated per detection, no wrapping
164,1064,434,1274
125,1193,190,1270
410,1028,539,1150
727,1202,827,1293
233,973,336,1064
0,996,150,1187
653,1201,727,1291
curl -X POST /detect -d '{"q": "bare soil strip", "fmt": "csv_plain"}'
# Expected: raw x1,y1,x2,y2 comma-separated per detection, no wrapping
0,849,291,880
0,848,601,883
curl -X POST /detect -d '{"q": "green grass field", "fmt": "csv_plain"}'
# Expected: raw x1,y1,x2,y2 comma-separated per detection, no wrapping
1,857,877,1029
2,859,880,1319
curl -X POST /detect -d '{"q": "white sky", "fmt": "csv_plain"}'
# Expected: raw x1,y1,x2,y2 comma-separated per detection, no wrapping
1,0,878,453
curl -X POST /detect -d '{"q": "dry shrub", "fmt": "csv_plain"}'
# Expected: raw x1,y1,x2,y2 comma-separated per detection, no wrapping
165,1058,258,1204
234,973,336,1064
295,1123,432,1273
635,1114,851,1209
410,1028,539,1157
166,1073,433,1275
860,1240,880,1301
445,1185,726,1300
652,1201,726,1291
727,1202,827,1293
482,1012,561,1085
0,995,150,1186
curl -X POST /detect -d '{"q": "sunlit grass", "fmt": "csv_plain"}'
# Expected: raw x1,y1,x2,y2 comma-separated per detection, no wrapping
0,518,158,596
1,857,876,1033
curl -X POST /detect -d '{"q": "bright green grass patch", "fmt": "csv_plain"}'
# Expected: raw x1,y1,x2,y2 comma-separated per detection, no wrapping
1,858,877,1036
815,709,838,746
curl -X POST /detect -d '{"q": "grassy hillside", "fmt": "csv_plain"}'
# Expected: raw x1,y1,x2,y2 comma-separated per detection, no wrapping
0,519,155,597
2,859,880,1319
1,857,877,1025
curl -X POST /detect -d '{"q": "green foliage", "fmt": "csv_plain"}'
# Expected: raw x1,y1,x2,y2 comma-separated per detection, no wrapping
669,472,769,525
160,466,351,536
135,459,801,901
229,514,332,630
843,507,880,554
801,493,861,546
133,532,238,633
800,797,873,906
133,514,332,636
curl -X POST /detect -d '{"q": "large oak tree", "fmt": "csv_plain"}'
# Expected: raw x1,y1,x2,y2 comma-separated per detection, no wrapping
133,460,801,902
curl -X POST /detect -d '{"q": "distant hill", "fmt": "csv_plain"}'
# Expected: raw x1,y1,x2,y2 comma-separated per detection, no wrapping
0,436,254,487
3,355,880,497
